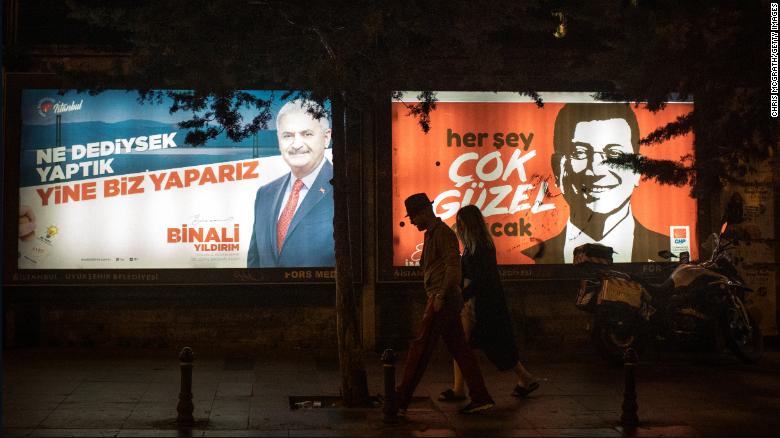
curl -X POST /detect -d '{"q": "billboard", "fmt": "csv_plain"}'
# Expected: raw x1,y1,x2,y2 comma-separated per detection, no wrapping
392,92,697,267
16,90,335,270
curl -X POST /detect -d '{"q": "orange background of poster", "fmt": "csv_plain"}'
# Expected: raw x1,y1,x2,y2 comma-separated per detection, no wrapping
391,101,698,265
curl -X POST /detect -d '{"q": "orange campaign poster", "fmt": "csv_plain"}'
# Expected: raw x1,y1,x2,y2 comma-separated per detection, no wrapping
391,92,697,266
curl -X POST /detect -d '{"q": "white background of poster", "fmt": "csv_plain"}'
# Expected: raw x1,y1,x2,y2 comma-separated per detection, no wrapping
18,152,333,269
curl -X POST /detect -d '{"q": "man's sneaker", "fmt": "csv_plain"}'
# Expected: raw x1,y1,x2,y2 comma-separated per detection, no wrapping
459,400,495,414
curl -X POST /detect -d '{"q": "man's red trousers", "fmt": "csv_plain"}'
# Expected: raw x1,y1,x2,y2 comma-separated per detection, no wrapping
396,298,493,408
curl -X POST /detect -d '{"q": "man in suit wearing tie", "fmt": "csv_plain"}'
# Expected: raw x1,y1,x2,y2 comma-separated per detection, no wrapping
247,99,335,267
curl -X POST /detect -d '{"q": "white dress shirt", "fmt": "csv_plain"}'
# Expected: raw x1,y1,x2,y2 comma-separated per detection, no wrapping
277,157,328,221
563,205,635,263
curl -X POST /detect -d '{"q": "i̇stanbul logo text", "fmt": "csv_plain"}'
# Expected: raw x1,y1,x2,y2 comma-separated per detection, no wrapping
36,98,84,118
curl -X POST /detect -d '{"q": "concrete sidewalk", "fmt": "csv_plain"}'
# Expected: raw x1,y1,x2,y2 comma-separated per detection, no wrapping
2,346,779,437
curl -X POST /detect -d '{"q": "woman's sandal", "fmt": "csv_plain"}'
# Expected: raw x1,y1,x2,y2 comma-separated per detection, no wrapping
438,388,467,402
511,381,540,398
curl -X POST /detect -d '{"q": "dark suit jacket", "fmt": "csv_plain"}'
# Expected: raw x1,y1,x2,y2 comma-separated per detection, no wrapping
247,160,335,267
521,218,669,264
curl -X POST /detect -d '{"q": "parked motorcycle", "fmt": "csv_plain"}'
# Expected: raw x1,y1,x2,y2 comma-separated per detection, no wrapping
574,204,763,365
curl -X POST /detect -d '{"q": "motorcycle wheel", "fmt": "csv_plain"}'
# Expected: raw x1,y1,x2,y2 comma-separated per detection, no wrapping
722,300,764,364
592,308,646,366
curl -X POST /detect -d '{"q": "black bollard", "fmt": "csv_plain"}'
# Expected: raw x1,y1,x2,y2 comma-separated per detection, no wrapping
381,349,398,423
177,347,195,426
621,348,639,432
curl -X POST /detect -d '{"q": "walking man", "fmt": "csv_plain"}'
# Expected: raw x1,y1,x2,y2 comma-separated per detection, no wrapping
396,193,495,414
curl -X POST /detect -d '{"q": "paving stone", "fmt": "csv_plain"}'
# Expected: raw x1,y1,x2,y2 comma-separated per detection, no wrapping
3,380,82,396
489,430,543,437
138,384,182,403
442,404,536,430
211,398,251,412
1,428,34,437
2,408,54,428
616,424,701,437
65,382,150,403
202,430,286,437
84,371,154,383
3,393,68,409
536,428,622,437
409,428,456,437
288,430,342,437
122,402,210,428
453,428,519,437
571,394,624,412
215,382,253,398
206,411,250,430
325,409,368,427
265,410,335,430
219,371,256,384
41,402,135,428
29,428,120,437
117,430,204,437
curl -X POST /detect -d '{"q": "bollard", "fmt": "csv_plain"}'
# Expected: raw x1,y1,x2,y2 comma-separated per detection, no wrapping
381,349,398,423
621,348,639,432
177,347,195,426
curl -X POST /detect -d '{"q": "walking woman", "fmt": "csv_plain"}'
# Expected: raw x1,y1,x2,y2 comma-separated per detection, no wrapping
439,204,540,401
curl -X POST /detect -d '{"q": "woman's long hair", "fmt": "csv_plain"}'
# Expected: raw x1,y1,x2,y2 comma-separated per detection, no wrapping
456,204,495,255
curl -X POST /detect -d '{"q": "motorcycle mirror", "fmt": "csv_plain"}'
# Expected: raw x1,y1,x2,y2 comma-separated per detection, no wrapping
722,192,745,225
702,233,718,254
658,250,674,259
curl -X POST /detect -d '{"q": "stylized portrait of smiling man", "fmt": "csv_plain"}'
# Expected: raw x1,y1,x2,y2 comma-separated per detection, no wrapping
523,103,669,263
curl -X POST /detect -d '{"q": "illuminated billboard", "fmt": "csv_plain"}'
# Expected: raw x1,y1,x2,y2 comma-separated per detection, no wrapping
392,92,697,266
17,90,334,269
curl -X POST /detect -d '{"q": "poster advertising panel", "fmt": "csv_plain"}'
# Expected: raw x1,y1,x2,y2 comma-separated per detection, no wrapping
391,92,697,271
16,90,335,272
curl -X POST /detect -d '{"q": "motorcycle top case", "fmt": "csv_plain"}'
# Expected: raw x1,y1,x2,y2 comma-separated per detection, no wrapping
597,277,644,309
573,243,614,265
576,279,600,310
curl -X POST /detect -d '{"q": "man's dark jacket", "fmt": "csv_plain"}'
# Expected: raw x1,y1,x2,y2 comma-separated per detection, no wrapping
521,218,669,263
247,159,335,267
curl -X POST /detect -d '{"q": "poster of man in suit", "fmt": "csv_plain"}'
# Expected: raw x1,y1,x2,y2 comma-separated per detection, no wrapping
16,89,335,271
521,103,669,263
247,100,335,267
391,92,697,266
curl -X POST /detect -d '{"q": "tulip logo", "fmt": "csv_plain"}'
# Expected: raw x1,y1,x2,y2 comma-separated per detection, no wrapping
36,97,84,118
37,98,56,118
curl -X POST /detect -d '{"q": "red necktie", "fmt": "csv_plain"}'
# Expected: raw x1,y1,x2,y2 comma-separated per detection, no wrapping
277,179,304,253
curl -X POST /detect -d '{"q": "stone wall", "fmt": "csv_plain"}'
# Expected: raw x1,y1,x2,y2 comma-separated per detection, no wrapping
3,285,338,352
5,279,596,353
722,157,778,336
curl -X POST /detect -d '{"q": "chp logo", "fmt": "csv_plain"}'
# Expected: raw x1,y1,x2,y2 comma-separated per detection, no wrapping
669,225,691,260
672,226,688,244
36,97,84,119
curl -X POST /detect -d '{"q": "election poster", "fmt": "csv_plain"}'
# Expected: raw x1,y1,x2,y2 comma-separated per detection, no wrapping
392,92,698,266
17,90,335,270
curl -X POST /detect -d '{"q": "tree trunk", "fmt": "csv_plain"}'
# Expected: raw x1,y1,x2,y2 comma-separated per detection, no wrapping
332,103,369,406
